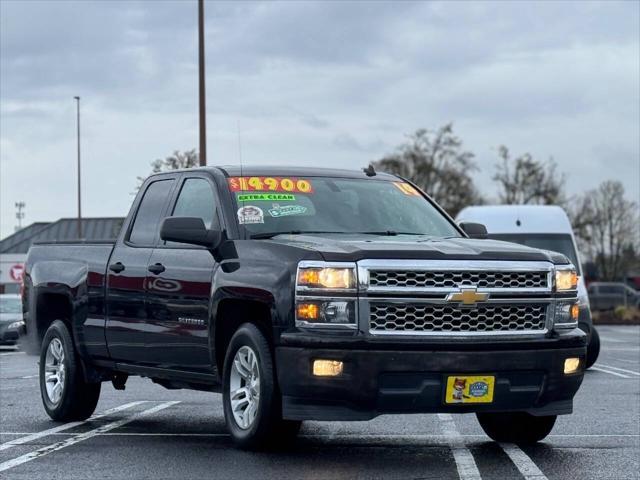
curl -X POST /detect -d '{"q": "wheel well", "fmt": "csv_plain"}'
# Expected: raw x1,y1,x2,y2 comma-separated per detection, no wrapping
214,299,273,374
36,293,72,340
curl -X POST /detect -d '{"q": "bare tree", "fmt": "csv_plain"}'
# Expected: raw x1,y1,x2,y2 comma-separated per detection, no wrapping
493,146,566,205
569,181,639,281
372,124,483,217
135,149,199,191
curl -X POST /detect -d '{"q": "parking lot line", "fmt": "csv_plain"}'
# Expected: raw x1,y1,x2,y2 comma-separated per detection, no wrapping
590,366,631,378
0,401,146,452
437,414,482,480
594,363,640,376
0,401,180,473
499,443,548,480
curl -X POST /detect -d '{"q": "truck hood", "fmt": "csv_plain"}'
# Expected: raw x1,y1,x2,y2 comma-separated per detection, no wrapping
269,234,569,264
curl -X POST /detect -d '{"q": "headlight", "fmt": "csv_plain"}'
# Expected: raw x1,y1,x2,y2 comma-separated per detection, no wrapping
554,301,579,329
296,300,357,328
555,268,578,291
297,264,356,290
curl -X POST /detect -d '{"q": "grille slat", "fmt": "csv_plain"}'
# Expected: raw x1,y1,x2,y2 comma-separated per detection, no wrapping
369,303,547,333
368,270,548,289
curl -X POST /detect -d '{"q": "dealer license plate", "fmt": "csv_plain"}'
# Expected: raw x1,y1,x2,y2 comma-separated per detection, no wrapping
445,375,495,404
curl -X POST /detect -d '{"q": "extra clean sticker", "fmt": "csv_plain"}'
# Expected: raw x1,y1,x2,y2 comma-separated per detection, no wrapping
237,206,264,224
238,193,296,202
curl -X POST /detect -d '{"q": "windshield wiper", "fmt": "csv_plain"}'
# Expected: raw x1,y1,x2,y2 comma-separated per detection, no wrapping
250,231,345,239
354,231,429,236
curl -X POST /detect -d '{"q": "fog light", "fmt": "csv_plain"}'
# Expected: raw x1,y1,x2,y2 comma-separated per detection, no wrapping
564,357,581,374
313,359,343,377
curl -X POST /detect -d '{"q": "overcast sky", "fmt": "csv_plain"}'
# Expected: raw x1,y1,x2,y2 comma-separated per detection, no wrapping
1,0,639,238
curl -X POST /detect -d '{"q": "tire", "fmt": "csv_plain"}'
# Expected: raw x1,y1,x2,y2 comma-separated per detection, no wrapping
476,412,556,444
39,320,101,421
585,327,600,369
222,323,301,450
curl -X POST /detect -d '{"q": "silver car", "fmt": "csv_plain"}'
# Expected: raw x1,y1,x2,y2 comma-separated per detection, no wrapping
0,294,24,345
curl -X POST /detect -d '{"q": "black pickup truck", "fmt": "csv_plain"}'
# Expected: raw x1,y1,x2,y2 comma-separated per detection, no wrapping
23,166,586,449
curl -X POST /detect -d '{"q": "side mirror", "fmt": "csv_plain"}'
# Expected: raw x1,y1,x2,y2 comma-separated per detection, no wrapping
160,217,222,249
459,222,488,239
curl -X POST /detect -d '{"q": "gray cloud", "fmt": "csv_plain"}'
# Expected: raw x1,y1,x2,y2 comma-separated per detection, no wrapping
1,0,638,237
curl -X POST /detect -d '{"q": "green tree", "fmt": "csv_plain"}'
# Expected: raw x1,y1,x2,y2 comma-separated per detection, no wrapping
372,124,483,217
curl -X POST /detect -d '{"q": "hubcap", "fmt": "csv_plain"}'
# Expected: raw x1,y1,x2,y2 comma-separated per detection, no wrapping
229,346,260,429
44,338,66,405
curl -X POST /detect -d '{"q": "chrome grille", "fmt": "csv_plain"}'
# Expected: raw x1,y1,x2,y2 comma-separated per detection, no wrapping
369,303,547,334
368,270,548,290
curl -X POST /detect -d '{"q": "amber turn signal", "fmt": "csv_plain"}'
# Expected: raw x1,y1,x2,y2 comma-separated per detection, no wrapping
313,359,344,377
296,303,319,320
570,303,580,321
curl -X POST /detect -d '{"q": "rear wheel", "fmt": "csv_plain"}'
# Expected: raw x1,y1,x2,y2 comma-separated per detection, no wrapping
585,327,600,369
476,412,556,444
222,323,301,449
39,320,101,421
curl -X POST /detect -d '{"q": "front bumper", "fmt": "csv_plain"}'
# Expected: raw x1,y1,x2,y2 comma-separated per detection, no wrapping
276,330,586,421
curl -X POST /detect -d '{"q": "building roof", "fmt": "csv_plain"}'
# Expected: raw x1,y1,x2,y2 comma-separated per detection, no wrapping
0,217,124,254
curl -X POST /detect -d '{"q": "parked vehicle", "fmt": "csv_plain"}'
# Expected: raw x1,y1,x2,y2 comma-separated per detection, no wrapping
23,167,585,449
588,282,640,311
0,293,24,345
456,205,600,368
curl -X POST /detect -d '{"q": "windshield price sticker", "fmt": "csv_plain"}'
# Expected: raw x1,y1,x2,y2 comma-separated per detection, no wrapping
393,182,420,196
228,177,314,194
238,193,296,202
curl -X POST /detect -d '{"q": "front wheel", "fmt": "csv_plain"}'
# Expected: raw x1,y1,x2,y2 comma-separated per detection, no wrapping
476,412,556,444
222,323,301,450
39,320,101,421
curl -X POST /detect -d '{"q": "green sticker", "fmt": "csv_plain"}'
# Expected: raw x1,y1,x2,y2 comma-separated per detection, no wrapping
237,193,296,202
269,205,308,217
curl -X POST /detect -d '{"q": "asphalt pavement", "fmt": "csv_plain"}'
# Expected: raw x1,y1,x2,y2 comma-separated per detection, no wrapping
1,325,638,480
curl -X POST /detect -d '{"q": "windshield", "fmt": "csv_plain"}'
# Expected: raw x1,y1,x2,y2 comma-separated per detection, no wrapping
0,296,21,314
228,176,460,238
489,233,580,273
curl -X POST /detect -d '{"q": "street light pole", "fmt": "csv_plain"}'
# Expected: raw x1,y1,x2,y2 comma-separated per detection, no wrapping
74,96,82,238
198,0,207,166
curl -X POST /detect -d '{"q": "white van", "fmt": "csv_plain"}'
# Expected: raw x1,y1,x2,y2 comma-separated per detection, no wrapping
456,205,599,368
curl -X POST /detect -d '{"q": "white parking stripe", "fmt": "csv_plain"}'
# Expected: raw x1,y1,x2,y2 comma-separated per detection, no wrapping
590,366,631,378
594,363,640,376
437,414,482,480
500,443,548,480
0,401,146,452
0,401,179,473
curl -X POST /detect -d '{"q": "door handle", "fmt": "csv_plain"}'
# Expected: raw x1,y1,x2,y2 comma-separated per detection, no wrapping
109,262,125,273
148,263,166,275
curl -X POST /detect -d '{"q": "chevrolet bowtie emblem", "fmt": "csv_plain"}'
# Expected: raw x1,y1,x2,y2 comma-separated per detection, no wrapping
446,287,489,305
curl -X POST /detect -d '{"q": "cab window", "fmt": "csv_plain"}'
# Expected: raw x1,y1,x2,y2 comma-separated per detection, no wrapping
171,178,217,228
129,179,174,245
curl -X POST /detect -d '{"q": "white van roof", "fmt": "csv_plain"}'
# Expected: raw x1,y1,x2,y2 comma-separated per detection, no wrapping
456,205,574,234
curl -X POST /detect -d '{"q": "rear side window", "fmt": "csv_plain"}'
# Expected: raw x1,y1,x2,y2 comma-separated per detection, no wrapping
171,178,217,228
129,180,173,245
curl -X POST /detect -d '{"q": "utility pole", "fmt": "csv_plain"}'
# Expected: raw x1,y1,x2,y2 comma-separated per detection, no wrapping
198,0,207,166
15,202,25,231
74,96,82,238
